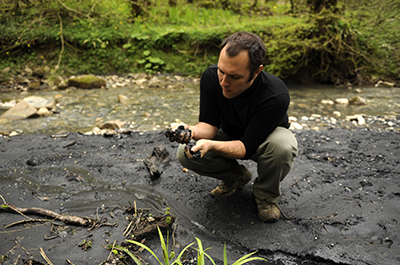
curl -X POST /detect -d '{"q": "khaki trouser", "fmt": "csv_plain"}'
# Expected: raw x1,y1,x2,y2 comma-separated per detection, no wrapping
177,127,298,204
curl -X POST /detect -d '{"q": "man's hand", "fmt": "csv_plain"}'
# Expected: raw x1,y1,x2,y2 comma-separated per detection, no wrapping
165,124,192,144
188,139,212,159
184,142,201,160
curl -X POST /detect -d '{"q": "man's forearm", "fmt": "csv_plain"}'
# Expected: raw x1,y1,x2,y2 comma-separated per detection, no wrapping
210,140,246,159
189,122,218,140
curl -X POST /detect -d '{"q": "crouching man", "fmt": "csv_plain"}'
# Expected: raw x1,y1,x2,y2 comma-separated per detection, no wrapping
168,32,298,222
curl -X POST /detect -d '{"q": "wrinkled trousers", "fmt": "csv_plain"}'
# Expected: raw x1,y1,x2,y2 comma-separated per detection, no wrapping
177,126,298,204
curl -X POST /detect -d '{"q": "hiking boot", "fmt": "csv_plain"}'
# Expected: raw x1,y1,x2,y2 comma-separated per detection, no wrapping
255,200,280,223
210,166,252,197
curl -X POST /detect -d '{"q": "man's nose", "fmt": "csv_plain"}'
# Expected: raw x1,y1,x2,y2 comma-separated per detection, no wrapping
220,75,229,87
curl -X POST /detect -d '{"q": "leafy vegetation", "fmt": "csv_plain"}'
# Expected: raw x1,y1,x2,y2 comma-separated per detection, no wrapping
0,0,399,84
112,226,267,264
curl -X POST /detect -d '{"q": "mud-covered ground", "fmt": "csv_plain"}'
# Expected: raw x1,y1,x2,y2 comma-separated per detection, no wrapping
0,126,399,265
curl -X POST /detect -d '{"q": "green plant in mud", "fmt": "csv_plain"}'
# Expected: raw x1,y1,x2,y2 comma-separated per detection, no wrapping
113,226,267,265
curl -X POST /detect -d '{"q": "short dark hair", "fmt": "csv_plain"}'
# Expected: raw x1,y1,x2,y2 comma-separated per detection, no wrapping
220,32,266,80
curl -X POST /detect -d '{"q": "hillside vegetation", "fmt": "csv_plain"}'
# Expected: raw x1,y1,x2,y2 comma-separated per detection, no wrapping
0,0,399,85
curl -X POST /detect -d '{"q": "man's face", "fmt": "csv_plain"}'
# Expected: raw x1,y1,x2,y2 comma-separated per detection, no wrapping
217,46,258,99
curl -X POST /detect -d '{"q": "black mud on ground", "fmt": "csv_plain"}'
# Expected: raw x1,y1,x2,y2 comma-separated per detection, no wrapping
0,128,399,265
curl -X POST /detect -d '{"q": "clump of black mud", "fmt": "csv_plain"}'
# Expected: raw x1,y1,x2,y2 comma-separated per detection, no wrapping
0,127,399,265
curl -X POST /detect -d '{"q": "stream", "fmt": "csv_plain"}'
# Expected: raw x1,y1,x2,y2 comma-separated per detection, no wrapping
0,75,399,135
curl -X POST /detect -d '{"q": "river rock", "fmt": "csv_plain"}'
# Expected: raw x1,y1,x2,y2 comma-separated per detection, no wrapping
29,82,41,90
118,94,129,104
24,96,56,110
32,67,45,78
99,120,126,130
68,75,106,89
321,99,334,105
346,114,366,125
335,98,349,105
37,107,51,117
375,80,395,88
0,99,16,109
349,96,367,105
0,100,38,120
290,122,303,130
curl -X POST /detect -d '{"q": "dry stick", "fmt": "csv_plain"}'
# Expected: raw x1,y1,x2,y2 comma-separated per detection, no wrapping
107,239,118,261
2,203,92,226
39,247,54,265
4,218,52,229
66,259,76,265
56,12,64,71
57,0,90,18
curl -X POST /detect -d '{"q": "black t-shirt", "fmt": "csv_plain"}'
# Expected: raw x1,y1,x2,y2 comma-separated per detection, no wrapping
199,64,290,160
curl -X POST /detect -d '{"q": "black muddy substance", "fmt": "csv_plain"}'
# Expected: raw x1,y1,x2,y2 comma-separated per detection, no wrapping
0,128,399,265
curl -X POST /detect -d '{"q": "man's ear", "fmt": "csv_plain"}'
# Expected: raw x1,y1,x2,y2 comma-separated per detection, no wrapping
253,65,263,79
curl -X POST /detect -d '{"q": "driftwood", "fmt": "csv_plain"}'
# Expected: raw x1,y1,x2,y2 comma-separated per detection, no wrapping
1,203,93,227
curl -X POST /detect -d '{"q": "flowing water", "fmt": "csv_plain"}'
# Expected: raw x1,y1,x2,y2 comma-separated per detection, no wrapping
0,76,399,135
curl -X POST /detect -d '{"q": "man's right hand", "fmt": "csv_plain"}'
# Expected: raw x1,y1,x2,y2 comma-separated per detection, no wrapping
165,125,192,144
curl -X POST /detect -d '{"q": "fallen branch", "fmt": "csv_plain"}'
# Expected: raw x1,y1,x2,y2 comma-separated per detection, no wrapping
1,203,92,227
39,247,54,265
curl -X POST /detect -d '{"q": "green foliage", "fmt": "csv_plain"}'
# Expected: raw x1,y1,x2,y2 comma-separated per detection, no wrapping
0,0,398,83
78,239,93,251
137,50,165,74
113,227,266,265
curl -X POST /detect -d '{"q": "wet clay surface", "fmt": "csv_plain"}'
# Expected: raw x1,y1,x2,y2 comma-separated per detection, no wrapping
0,128,399,265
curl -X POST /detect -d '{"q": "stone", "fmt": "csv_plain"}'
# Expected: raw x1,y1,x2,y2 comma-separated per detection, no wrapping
0,100,37,120
335,98,349,105
23,96,56,110
349,96,367,105
37,107,51,116
321,99,334,105
375,80,395,88
0,99,16,109
290,122,303,130
29,82,41,90
346,115,366,125
68,74,106,89
333,111,341,117
32,67,45,78
99,120,126,130
118,94,129,104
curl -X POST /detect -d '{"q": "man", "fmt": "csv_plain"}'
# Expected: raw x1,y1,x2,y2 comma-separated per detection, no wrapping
168,31,298,222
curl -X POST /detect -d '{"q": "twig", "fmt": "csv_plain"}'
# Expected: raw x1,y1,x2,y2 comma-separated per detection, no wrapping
39,247,54,265
1,195,32,220
310,213,338,220
289,177,300,188
57,0,90,18
56,12,64,71
88,0,102,16
107,239,117,261
4,218,51,228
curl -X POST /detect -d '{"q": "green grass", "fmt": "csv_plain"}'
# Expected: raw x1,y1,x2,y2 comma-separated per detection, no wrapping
113,227,267,265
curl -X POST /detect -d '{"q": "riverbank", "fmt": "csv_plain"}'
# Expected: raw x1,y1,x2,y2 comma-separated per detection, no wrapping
1,123,399,264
